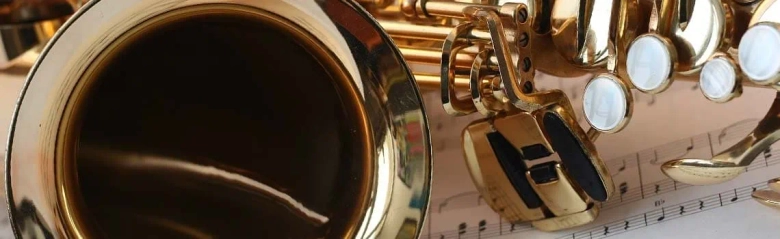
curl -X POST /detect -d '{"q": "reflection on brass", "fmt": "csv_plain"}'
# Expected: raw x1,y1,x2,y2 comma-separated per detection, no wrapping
526,163,589,216
7,0,780,237
462,118,547,222
752,178,780,209
462,108,612,231
663,93,780,185
6,1,430,238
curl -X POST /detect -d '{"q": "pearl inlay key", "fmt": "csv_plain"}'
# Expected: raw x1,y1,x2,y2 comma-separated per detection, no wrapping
739,23,780,84
583,75,631,133
626,34,675,93
700,56,740,102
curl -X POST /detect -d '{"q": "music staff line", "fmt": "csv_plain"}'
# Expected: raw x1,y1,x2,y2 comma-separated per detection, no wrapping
604,117,758,168
424,146,780,239
562,180,769,239
423,118,776,239
601,145,780,209
429,118,762,213
425,178,771,239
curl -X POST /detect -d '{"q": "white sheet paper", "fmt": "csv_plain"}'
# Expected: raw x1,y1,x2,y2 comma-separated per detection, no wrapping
419,74,780,239
1,70,778,239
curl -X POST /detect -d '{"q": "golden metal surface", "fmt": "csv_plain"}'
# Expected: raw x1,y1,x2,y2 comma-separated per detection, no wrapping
663,93,780,185
752,178,780,209
0,18,66,70
550,0,615,68
9,0,780,236
526,163,589,216
751,190,780,209
415,74,470,91
769,178,780,192
462,110,610,230
462,118,547,222
6,1,430,238
666,0,728,74
492,112,553,153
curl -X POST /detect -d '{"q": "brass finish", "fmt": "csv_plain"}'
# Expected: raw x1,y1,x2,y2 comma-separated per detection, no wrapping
0,0,80,24
663,93,780,185
6,1,430,238
462,118,547,222
415,74,470,90
550,0,615,68
664,0,728,74
752,178,780,209
462,110,611,231
525,163,589,216
770,178,780,192
661,0,780,187
0,17,65,69
7,0,780,237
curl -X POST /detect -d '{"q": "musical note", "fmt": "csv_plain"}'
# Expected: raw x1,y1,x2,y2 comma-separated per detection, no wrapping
440,234,445,239
764,147,772,166
478,220,486,238
458,223,467,239
510,223,516,232
427,118,776,237
610,160,627,177
561,180,772,238
686,138,694,151
718,130,727,145
620,182,629,196
650,150,660,165
753,187,757,192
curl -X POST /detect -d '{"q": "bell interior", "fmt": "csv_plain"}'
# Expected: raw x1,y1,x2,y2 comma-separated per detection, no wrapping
61,7,371,238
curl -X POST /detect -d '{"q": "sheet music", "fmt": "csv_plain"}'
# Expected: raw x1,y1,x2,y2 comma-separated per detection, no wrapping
1,71,779,239
421,74,780,239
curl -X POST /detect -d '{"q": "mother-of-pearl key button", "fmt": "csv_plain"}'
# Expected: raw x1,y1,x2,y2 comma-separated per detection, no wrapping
700,57,739,102
583,75,630,133
739,23,780,84
627,35,674,93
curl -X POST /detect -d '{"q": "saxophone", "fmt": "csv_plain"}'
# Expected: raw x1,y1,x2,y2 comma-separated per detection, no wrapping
1,0,779,238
